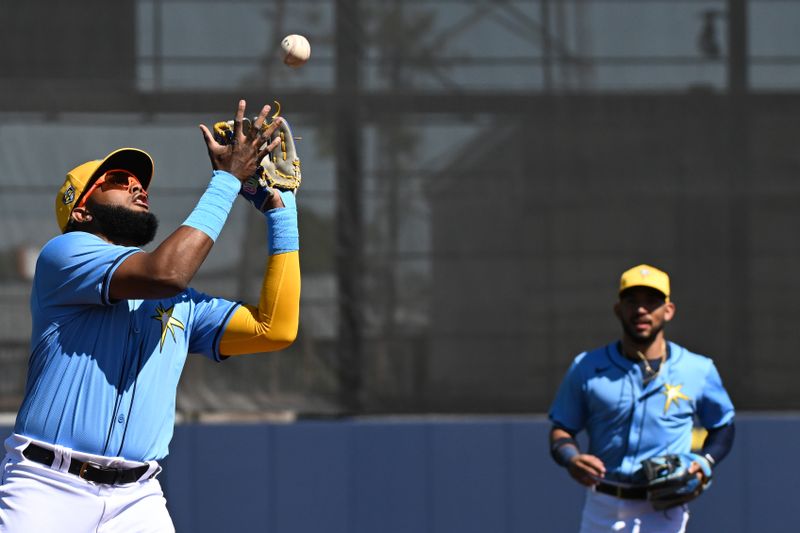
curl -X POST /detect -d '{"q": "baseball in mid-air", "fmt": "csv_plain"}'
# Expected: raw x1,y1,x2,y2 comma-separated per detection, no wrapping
281,34,311,68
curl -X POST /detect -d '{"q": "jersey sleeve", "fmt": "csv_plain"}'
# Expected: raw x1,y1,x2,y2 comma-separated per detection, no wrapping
219,250,300,355
34,232,141,307
696,361,736,429
185,288,240,361
548,355,588,433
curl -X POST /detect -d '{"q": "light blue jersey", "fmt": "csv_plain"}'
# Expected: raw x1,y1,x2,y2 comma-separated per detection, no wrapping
548,341,735,479
14,231,239,462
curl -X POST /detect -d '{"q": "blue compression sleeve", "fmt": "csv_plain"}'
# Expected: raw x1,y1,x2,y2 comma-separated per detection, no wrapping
265,190,299,255
701,422,736,466
550,436,580,467
182,171,241,241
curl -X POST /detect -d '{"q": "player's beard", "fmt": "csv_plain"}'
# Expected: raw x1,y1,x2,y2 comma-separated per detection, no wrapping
621,319,665,346
88,202,159,247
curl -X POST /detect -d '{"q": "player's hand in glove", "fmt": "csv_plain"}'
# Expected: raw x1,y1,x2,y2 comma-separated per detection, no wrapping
200,100,278,182
567,454,607,487
213,102,302,212
640,453,713,510
687,455,711,483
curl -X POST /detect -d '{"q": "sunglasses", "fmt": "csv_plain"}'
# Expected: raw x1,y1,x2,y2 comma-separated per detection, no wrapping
76,169,145,209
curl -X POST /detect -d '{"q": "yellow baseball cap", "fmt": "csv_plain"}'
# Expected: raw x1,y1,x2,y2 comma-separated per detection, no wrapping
619,264,670,300
55,148,154,233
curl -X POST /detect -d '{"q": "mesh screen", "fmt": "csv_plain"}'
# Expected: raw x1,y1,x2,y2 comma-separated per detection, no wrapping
1,0,799,417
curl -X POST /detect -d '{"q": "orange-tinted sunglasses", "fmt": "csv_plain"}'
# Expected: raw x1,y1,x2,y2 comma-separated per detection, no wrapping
76,169,145,209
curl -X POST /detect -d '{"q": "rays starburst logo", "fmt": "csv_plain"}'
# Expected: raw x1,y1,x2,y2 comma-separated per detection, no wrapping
151,304,185,351
662,383,690,414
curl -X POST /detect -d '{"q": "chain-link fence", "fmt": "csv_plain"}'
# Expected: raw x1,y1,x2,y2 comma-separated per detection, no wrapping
1,0,799,418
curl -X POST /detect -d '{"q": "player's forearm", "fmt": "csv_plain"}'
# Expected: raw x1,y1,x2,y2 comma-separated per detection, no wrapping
181,170,241,241
701,422,735,466
220,191,300,355
219,251,300,354
550,426,580,467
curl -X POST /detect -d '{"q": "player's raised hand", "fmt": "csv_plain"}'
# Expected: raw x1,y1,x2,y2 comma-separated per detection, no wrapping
199,100,279,182
567,454,607,487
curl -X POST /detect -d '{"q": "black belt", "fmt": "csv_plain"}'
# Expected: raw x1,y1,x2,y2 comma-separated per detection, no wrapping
595,481,648,500
22,443,151,485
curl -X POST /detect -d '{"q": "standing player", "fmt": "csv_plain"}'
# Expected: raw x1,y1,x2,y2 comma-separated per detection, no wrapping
0,100,300,532
548,264,735,533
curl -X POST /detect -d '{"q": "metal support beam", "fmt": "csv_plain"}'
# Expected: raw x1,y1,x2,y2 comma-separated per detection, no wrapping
726,0,750,402
334,0,364,413
727,0,748,95
3,87,799,117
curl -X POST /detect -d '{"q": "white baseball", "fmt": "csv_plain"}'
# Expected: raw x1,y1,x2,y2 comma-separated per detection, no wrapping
281,34,311,68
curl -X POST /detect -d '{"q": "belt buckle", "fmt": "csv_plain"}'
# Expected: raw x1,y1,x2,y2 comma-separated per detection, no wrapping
78,461,102,480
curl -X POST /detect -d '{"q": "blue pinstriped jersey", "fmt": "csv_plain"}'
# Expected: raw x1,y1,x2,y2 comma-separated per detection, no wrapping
548,341,735,478
14,231,239,461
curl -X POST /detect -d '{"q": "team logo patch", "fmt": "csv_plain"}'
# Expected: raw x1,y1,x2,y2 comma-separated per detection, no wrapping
152,304,186,351
662,383,690,413
63,185,75,205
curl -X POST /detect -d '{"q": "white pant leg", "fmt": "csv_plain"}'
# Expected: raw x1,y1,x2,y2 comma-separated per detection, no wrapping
635,503,690,533
579,489,690,533
0,453,105,532
97,479,174,533
1,454,174,533
1,435,174,533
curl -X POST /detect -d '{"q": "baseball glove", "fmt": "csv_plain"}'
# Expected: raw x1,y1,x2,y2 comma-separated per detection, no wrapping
640,453,713,510
213,101,302,211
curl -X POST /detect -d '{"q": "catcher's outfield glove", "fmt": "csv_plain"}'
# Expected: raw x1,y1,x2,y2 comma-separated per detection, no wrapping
213,102,302,211
640,453,713,510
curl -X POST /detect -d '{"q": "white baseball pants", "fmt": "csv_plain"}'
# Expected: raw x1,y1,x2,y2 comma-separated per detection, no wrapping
0,434,174,533
579,488,690,533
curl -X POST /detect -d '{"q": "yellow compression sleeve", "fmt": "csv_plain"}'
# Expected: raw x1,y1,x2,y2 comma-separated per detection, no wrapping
219,251,300,355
